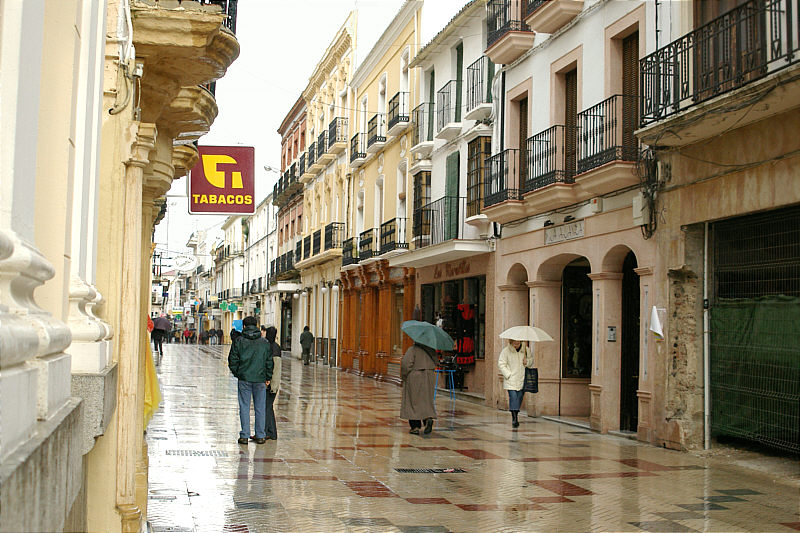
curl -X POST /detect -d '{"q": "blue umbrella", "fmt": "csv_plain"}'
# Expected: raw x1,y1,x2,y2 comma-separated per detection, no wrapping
401,320,454,351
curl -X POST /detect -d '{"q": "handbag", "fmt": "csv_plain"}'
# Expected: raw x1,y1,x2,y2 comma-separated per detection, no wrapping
523,367,538,393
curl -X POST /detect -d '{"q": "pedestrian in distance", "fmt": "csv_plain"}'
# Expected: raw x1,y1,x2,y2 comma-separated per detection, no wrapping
182,327,191,344
263,326,282,440
299,326,314,365
497,339,533,428
260,325,267,338
152,314,170,363
228,316,273,445
400,342,438,435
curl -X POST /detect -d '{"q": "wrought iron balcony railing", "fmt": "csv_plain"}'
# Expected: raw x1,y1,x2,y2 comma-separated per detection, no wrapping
577,94,640,174
350,133,367,163
359,228,379,260
640,0,800,126
387,92,410,131
312,229,322,255
367,113,386,148
298,152,306,176
487,0,530,48
484,149,522,208
324,222,344,250
380,218,408,252
342,237,358,266
437,80,463,131
413,197,466,249
199,0,238,34
328,117,348,149
411,102,434,147
295,239,303,262
466,56,493,113
525,0,546,17
525,125,575,192
307,141,316,166
317,130,328,157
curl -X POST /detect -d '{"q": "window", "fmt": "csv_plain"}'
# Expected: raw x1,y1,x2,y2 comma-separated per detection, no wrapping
467,137,491,217
412,171,431,239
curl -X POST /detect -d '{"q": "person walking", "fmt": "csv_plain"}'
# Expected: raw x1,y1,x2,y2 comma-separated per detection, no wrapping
152,314,170,362
299,326,314,365
263,326,282,441
400,342,438,435
182,327,191,344
228,316,273,445
497,339,533,428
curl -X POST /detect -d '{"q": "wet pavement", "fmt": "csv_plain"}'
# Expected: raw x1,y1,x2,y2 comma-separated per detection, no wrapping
147,344,800,532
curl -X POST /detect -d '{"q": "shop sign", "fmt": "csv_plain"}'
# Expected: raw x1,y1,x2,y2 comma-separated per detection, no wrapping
545,220,584,245
188,146,255,214
433,259,471,280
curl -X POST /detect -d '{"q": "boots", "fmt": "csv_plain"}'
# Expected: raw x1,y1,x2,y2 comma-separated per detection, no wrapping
511,410,519,428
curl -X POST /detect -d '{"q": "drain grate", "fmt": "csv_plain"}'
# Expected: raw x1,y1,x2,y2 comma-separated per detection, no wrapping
395,468,466,473
165,449,228,457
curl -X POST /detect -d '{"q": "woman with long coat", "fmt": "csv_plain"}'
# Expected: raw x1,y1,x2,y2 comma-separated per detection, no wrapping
400,342,438,434
263,326,282,440
497,339,533,428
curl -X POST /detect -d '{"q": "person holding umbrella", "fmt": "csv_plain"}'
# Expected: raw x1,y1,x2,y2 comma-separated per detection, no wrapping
498,325,553,428
400,320,454,435
152,313,171,361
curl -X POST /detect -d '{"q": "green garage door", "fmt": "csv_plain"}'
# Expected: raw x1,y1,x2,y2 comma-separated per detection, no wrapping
711,206,800,453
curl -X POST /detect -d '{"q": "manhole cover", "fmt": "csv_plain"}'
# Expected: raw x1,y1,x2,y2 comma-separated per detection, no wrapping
165,450,228,457
394,468,466,473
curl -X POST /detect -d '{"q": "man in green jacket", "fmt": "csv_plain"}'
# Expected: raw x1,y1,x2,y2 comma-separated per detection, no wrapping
228,316,273,444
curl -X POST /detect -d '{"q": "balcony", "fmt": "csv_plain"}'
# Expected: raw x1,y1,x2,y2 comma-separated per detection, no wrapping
342,237,359,267
367,113,386,153
410,102,435,158
482,149,525,223
300,149,314,183
522,124,577,212
286,162,301,193
313,229,322,255
295,239,303,262
466,56,494,121
641,0,800,141
359,228,379,260
350,133,367,168
324,222,344,250
524,0,583,34
379,218,408,254
317,130,333,164
574,94,640,196
387,92,410,136
436,80,463,140
308,140,324,173
485,0,534,65
328,117,348,155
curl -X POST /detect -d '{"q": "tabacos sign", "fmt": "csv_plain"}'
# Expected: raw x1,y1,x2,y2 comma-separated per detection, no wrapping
189,146,255,214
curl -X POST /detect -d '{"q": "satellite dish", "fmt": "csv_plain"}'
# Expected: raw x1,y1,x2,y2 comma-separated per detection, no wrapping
174,254,198,273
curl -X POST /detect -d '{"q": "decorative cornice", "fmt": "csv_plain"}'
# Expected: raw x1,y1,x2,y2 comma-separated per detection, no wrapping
526,280,561,288
634,266,654,277
498,284,527,292
127,123,158,169
303,14,354,102
588,272,624,281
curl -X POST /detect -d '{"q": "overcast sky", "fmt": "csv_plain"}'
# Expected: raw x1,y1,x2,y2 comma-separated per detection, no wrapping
154,0,469,264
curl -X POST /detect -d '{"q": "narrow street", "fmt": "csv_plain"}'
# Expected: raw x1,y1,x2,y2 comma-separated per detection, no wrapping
145,344,799,533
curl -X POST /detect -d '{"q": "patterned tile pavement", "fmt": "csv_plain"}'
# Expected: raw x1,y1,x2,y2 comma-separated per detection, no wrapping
146,344,800,532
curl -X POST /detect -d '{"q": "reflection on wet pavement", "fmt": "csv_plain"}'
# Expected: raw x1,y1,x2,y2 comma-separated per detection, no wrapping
147,344,800,532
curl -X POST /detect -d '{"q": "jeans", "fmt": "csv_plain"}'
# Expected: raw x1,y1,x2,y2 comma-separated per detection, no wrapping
507,389,524,411
265,390,277,439
237,380,267,439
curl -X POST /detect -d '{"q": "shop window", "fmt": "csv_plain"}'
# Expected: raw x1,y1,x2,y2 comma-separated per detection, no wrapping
421,276,486,365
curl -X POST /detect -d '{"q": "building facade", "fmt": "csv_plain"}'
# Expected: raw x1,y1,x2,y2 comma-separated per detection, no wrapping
216,216,245,340
339,1,424,381
0,0,238,531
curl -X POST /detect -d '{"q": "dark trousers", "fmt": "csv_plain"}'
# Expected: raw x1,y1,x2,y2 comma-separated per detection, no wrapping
302,347,311,364
408,420,422,429
152,330,164,355
265,390,278,439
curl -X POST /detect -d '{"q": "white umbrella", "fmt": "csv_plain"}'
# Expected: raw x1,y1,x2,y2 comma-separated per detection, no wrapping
499,325,553,342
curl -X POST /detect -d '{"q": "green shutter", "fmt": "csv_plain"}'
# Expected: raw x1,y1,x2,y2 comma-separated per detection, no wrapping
445,151,460,240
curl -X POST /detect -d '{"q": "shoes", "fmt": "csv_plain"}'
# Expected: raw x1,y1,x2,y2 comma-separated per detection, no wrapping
266,436,277,440
512,420,520,428
254,438,267,444
237,437,248,445
409,428,420,435
424,418,434,434
249,435,257,441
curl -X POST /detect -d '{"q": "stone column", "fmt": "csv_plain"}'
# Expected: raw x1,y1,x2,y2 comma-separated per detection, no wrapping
527,281,561,415
588,272,623,433
115,122,157,532
634,266,655,442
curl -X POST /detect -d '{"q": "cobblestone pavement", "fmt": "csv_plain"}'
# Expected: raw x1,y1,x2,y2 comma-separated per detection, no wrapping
146,344,800,533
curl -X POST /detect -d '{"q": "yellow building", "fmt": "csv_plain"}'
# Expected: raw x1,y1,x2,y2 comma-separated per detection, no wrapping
339,1,422,380
0,1,238,531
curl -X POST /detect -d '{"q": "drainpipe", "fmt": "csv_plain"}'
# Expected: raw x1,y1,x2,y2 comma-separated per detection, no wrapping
703,222,710,450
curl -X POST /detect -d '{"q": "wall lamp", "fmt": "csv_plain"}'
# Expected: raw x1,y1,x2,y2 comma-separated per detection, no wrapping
543,219,555,227
563,215,576,223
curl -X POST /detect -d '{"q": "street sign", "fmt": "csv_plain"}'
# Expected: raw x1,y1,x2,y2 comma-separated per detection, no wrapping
188,146,255,215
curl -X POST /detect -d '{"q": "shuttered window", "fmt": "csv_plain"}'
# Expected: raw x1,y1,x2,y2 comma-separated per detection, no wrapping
467,137,491,217
445,152,460,241
564,70,577,177
622,32,639,158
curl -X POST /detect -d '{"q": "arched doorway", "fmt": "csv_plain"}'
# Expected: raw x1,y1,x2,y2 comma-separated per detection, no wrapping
561,258,592,417
620,251,640,431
